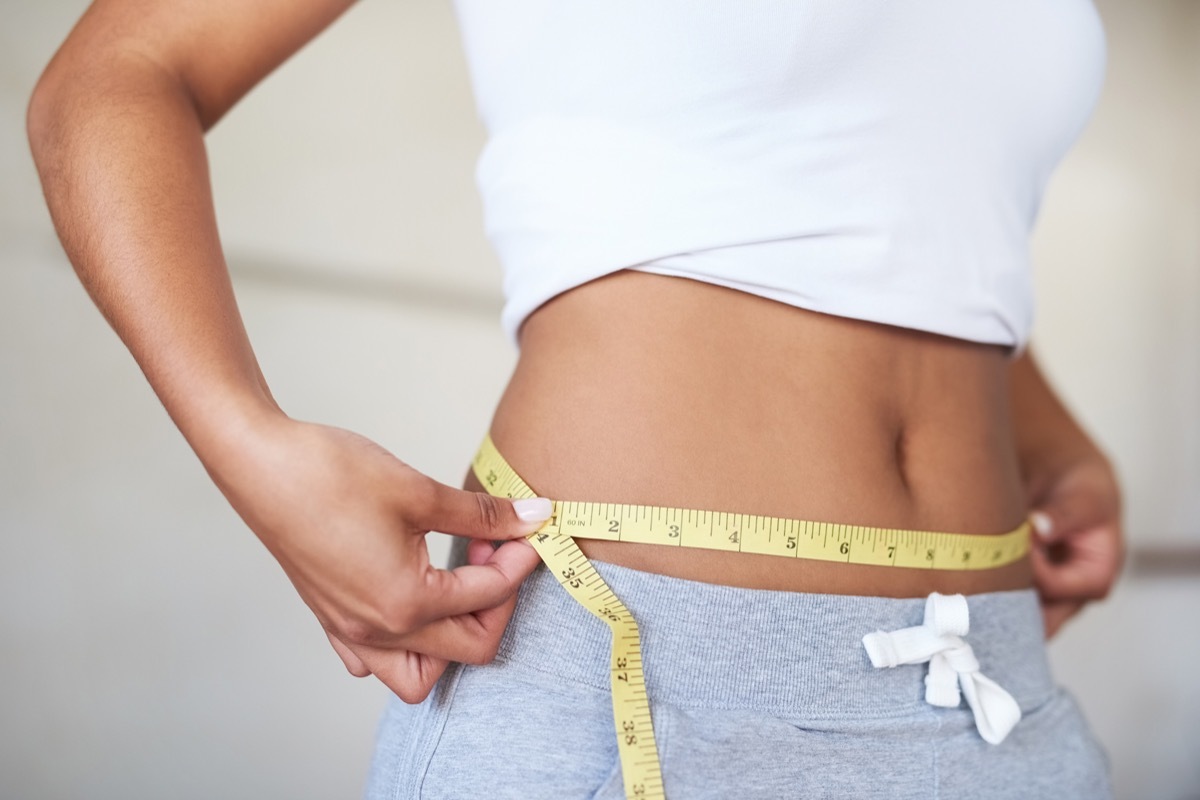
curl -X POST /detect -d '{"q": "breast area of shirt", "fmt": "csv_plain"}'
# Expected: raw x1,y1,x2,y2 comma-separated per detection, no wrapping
450,0,1109,353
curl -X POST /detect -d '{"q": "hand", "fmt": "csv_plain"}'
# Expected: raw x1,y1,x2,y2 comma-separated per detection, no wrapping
1026,453,1124,639
206,415,552,703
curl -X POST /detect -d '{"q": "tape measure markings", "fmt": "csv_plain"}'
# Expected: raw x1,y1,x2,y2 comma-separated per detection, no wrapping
471,431,1031,800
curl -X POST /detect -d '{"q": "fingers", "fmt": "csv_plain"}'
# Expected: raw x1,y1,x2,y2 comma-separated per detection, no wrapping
1030,494,1103,544
325,629,371,677
1029,462,1120,545
327,586,524,701
1030,541,1098,600
391,578,524,665
370,536,533,654
407,477,554,541
410,536,543,626
333,573,524,702
1041,600,1085,640
310,534,538,649
1025,457,1125,638
341,538,533,702
330,536,539,690
1030,502,1092,545
365,648,452,705
1030,525,1122,602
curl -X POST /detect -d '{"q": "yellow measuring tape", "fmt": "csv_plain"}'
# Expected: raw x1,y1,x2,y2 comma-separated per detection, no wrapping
471,431,1032,800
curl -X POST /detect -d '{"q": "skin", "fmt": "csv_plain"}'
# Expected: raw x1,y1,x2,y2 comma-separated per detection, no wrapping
27,0,1122,702
1008,350,1125,636
465,271,1123,623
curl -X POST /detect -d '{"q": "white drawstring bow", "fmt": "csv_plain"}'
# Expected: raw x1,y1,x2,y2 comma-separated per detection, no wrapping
862,592,1022,744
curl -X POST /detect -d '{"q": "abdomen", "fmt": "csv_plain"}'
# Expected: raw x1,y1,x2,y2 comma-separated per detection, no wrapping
469,270,1033,597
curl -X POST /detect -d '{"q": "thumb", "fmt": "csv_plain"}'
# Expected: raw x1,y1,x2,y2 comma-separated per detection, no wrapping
410,478,554,540
1029,486,1104,544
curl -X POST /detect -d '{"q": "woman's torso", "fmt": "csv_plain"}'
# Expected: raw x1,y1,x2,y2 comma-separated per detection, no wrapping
449,0,1109,597
463,269,1033,597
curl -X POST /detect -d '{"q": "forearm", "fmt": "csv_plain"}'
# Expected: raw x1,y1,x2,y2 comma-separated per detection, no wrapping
1008,346,1109,496
22,0,551,701
27,52,281,471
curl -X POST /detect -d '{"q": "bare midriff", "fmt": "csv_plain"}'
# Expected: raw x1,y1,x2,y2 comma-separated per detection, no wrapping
461,269,1033,597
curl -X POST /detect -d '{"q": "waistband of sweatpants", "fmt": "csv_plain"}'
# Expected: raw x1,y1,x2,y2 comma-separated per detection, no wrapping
494,558,1056,719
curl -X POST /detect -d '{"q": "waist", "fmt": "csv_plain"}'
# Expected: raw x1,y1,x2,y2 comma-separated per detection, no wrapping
475,269,1032,596
493,558,1053,717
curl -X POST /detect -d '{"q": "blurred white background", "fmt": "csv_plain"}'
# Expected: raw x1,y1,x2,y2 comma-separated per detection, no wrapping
2,1,1197,798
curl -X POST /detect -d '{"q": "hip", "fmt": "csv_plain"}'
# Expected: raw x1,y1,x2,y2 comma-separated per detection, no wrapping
365,558,1111,800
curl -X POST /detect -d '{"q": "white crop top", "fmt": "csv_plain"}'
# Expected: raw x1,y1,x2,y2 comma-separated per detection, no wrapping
449,0,1107,357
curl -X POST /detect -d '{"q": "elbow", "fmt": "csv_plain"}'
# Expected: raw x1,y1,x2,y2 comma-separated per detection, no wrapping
26,57,209,194
26,50,98,168
26,65,66,165
26,41,204,166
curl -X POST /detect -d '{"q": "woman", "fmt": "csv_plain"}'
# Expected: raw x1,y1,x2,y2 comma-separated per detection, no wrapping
28,0,1123,797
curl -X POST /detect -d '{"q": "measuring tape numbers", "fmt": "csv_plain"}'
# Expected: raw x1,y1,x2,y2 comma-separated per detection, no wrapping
470,431,1032,800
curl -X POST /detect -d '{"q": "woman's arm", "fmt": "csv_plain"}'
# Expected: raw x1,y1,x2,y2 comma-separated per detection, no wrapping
27,0,551,702
27,0,356,462
1008,346,1125,637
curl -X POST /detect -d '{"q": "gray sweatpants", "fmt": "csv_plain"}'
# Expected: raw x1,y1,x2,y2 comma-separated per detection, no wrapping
364,551,1111,799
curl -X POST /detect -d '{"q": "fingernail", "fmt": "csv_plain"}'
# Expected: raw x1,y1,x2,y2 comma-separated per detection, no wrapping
1030,511,1053,539
512,497,553,523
